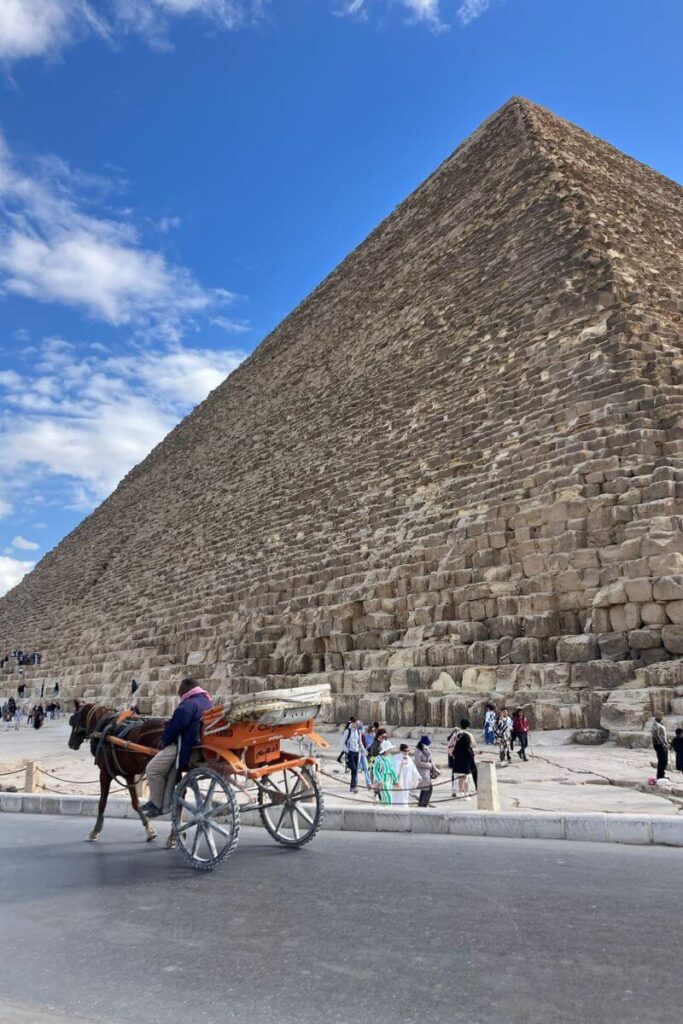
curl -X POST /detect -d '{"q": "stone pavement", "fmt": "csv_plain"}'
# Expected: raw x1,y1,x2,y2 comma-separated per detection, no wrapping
2,719,682,818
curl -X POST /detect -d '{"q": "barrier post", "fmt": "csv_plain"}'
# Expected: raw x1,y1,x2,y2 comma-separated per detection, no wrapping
24,761,41,793
477,761,500,811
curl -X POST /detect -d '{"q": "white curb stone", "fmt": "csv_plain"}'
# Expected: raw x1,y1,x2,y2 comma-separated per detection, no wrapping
2,793,683,847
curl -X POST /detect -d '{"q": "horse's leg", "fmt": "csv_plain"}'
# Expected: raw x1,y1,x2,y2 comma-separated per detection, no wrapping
127,776,157,842
87,769,111,842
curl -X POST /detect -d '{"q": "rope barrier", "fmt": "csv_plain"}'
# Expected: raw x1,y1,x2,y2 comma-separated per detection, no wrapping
0,767,24,777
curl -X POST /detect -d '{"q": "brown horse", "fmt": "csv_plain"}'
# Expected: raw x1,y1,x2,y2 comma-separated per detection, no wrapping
67,701,170,844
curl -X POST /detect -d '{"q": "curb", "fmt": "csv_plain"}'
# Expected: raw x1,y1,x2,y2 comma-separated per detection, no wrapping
2,793,683,847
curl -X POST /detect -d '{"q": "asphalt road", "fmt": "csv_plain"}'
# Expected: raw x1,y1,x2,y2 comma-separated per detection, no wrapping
0,815,680,1024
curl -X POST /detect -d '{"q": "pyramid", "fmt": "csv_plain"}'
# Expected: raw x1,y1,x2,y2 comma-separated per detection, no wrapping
2,97,683,737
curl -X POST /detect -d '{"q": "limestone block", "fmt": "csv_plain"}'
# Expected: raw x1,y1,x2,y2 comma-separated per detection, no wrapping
649,689,674,715
320,808,344,831
653,576,683,601
524,612,560,638
624,578,653,603
431,671,459,693
641,602,668,625
572,661,635,690
477,762,500,811
448,812,485,836
665,601,683,624
609,603,640,632
342,808,377,832
555,634,599,663
510,637,542,663
650,553,683,575
461,667,496,692
483,813,525,839
651,817,683,847
572,729,608,745
564,813,607,842
522,814,565,840
605,816,652,845
0,793,22,812
628,628,662,650
662,625,683,654
376,809,412,832
593,581,627,607
410,811,450,834
600,691,651,731
597,632,630,661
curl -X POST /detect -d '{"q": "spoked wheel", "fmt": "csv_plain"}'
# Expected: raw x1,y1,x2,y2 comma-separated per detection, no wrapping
257,765,324,848
171,766,240,871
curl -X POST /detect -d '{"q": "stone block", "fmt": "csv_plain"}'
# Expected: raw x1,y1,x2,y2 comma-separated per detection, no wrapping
510,637,542,663
410,810,450,834
605,815,652,845
650,554,683,575
662,625,683,654
651,817,683,847
600,690,651,731
665,601,683,624
609,603,640,632
597,631,630,661
448,812,485,836
58,796,84,816
628,627,662,650
320,808,344,830
376,808,412,832
483,813,525,838
477,762,500,811
572,728,608,745
593,581,627,607
653,576,683,601
572,661,634,690
624,578,653,603
564,813,607,842
556,634,599,662
641,602,668,625
22,795,43,814
342,808,377,832
521,814,565,840
0,793,23,813
524,612,560,638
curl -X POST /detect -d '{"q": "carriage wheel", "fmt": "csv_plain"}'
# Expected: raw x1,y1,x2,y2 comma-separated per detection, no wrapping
171,766,240,871
257,765,324,848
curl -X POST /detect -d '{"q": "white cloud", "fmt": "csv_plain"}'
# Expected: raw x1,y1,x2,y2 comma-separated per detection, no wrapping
457,0,493,25
0,0,262,61
210,315,251,334
0,335,245,508
0,554,35,596
0,498,12,518
0,0,106,62
0,130,220,332
11,535,40,550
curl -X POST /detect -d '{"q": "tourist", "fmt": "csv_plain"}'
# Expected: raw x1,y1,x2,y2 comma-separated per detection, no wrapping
651,714,669,780
336,718,353,769
358,722,373,789
14,704,23,730
450,719,478,799
484,703,496,745
369,727,388,760
372,739,400,805
392,743,420,806
139,677,213,818
671,728,683,773
32,704,44,730
414,735,438,807
494,708,512,764
345,717,365,794
512,708,530,761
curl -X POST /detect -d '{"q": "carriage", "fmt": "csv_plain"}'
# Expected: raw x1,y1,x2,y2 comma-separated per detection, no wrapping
79,683,332,871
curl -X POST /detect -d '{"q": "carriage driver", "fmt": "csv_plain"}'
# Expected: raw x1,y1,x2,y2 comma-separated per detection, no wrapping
140,677,213,818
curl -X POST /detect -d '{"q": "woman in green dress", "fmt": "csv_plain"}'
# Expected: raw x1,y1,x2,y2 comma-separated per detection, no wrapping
372,739,400,805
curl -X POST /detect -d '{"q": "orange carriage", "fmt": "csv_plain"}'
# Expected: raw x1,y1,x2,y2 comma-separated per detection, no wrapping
167,683,331,870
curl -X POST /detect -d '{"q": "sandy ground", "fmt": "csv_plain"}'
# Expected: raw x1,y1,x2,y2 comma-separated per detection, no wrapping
2,717,682,816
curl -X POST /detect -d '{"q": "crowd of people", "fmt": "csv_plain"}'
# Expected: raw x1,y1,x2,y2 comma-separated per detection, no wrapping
0,697,60,730
0,650,42,669
336,715,512,806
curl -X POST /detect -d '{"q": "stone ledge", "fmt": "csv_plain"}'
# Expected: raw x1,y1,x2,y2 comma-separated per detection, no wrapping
3,795,683,846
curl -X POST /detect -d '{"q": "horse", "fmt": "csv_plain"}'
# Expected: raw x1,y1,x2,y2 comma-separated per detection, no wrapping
68,701,173,845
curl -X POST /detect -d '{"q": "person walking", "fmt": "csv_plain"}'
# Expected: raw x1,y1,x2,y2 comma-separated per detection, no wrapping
484,703,496,745
495,708,512,764
414,735,438,808
336,718,352,771
373,739,400,805
451,721,478,799
512,708,530,762
345,717,365,794
671,728,683,773
14,703,23,730
392,744,420,806
651,713,669,780
358,721,373,789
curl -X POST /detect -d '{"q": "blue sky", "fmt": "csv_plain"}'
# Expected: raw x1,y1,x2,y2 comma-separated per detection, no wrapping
0,0,681,594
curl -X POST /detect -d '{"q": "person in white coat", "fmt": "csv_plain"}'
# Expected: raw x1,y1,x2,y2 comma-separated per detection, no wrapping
392,743,421,806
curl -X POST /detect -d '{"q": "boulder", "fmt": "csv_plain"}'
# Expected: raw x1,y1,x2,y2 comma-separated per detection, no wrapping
653,576,683,601
600,690,652,732
572,728,608,745
597,632,630,661
628,627,662,650
665,601,683,625
556,634,599,662
662,625,683,655
610,603,641,632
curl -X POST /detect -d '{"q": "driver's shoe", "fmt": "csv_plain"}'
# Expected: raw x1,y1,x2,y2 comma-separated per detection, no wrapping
139,801,162,818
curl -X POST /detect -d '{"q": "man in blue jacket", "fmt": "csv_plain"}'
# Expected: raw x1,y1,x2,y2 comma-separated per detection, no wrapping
140,677,212,817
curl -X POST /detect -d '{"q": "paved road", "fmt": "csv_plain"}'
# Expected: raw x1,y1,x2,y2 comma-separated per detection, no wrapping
0,815,680,1024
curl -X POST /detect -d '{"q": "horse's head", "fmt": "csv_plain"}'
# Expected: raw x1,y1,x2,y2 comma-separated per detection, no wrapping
68,701,92,749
